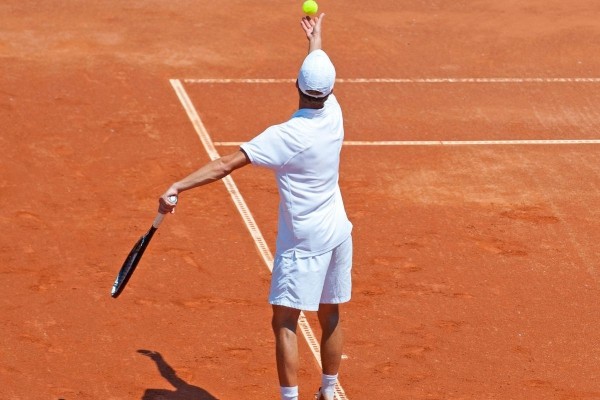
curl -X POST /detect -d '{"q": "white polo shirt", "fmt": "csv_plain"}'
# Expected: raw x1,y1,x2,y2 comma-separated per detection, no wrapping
241,94,352,257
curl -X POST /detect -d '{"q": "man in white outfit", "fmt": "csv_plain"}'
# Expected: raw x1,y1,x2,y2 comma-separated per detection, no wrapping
159,14,352,400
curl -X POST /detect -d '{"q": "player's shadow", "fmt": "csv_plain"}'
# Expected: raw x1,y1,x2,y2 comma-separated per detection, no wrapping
137,349,218,400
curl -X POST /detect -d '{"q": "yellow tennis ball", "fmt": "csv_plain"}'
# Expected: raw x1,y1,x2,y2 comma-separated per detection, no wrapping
302,0,318,15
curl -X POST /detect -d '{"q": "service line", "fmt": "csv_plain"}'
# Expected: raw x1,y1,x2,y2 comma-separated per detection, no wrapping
213,139,600,147
170,79,349,400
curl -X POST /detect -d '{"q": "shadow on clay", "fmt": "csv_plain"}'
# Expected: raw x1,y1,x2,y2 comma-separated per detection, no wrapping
137,349,218,400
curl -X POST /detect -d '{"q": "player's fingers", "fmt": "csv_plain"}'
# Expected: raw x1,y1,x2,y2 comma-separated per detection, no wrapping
158,201,171,214
300,17,312,32
315,13,325,30
304,15,316,27
158,195,177,214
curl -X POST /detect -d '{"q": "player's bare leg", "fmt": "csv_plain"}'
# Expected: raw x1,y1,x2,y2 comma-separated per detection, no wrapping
318,303,343,374
317,303,343,400
272,305,302,388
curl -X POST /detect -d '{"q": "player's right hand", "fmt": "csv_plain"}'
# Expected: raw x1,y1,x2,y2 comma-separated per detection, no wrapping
158,191,178,214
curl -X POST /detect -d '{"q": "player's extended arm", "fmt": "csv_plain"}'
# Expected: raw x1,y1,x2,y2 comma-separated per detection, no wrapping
158,150,250,213
301,13,325,54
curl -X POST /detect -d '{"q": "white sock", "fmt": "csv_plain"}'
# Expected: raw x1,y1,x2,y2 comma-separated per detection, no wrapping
321,373,338,398
280,385,299,400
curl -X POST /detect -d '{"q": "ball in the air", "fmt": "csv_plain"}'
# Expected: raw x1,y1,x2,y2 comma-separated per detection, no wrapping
302,0,318,15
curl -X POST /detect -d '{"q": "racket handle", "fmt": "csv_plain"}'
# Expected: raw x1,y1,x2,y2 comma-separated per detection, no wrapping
152,213,166,228
153,195,178,228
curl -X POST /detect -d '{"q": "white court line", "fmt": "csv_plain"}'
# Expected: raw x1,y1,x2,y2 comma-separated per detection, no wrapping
213,139,600,147
183,78,600,147
184,77,600,84
170,79,349,400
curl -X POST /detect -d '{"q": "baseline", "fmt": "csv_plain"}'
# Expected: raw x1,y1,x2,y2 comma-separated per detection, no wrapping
183,77,600,84
170,79,349,400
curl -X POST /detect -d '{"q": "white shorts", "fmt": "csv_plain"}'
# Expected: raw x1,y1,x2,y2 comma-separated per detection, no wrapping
269,236,353,311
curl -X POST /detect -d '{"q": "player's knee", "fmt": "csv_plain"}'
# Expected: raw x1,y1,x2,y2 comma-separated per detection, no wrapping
271,305,301,333
317,303,340,332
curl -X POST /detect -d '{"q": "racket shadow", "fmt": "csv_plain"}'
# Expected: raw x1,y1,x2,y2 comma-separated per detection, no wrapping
137,349,218,400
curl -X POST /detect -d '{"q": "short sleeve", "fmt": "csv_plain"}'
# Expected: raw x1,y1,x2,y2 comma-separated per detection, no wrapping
240,124,300,170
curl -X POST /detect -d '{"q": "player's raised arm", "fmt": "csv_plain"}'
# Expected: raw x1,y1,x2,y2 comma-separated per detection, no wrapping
301,13,325,54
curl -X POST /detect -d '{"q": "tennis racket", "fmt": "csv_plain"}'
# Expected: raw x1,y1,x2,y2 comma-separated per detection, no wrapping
111,195,177,298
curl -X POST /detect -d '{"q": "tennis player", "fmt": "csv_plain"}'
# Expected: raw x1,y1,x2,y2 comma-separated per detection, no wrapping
159,14,352,400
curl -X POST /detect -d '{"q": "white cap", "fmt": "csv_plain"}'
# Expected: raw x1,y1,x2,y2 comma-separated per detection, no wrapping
297,50,336,98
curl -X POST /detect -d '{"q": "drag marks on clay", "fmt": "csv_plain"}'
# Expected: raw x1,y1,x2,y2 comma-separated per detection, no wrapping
133,296,253,309
172,296,253,309
48,386,82,400
395,240,426,250
18,319,64,355
28,273,64,293
436,320,468,334
500,205,560,225
465,221,531,258
162,247,206,272
451,292,476,299
15,210,46,229
101,113,162,140
365,253,476,300
511,345,535,364
397,262,424,273
525,379,554,389
405,373,429,385
0,364,20,378
18,333,63,354
181,254,201,269
373,360,398,375
133,298,161,307
372,257,424,274
225,347,253,362
394,282,475,300
399,344,433,360
357,286,385,298
473,237,529,257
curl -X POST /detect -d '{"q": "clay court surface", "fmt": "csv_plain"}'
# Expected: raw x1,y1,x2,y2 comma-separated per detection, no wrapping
2,1,600,399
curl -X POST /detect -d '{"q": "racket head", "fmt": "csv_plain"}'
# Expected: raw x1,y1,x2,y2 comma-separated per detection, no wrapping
111,227,157,298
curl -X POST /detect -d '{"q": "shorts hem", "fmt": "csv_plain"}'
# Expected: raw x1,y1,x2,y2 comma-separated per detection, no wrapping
319,295,351,305
270,296,351,312
269,299,319,312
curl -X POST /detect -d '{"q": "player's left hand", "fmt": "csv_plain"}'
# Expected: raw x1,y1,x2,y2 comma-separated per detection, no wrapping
301,13,325,40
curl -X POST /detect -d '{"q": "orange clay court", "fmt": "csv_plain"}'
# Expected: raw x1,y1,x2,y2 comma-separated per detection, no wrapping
1,1,600,399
